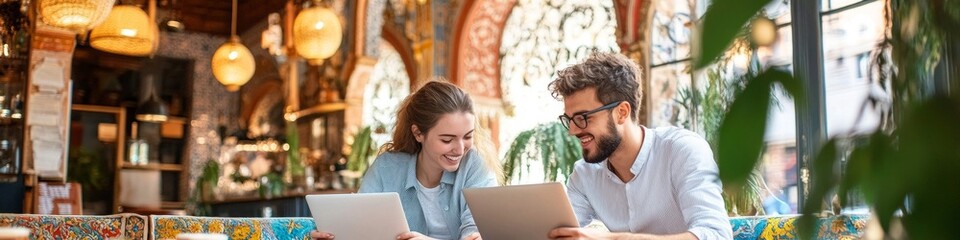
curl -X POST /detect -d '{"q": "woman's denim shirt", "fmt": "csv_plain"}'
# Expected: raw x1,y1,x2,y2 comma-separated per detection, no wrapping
358,148,497,240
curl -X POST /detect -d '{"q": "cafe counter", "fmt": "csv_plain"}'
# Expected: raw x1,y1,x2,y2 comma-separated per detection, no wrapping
206,189,354,218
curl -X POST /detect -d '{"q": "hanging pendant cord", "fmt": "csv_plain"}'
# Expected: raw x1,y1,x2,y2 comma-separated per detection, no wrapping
231,0,238,36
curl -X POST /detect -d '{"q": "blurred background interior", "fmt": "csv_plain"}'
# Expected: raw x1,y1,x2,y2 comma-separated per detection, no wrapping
0,0,954,226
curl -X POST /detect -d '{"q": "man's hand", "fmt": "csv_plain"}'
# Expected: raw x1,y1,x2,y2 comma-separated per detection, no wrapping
396,231,437,240
464,232,483,240
548,227,621,240
549,228,697,240
309,230,334,240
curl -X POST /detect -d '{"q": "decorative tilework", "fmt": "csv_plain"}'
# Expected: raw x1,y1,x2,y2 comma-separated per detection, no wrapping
151,215,315,240
125,214,148,240
730,214,868,240
156,31,239,202
454,0,517,99
365,0,387,57
0,214,147,240
432,0,450,77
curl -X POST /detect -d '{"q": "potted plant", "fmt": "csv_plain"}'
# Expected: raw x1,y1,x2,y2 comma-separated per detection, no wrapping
285,120,307,189
676,66,766,216
502,122,582,183
199,159,220,202
341,126,377,188
189,158,220,216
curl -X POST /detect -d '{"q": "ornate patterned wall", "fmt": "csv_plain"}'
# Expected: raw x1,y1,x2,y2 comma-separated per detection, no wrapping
362,0,387,57
449,0,654,151
155,31,237,199
453,0,517,99
431,0,451,77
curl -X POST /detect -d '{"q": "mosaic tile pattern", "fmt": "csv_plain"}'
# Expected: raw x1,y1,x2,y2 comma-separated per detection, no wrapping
730,214,869,240
432,0,450,76
156,31,239,198
151,215,315,240
0,214,147,240
365,0,387,57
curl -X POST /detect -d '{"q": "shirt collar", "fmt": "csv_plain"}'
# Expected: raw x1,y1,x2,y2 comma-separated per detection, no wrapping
404,152,457,190
405,155,419,190
631,126,652,175
604,126,652,178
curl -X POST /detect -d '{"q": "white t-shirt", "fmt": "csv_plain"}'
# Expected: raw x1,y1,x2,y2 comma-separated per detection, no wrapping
417,182,454,240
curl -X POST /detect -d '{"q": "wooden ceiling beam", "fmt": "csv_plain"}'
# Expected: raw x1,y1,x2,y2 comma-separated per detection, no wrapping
236,0,288,35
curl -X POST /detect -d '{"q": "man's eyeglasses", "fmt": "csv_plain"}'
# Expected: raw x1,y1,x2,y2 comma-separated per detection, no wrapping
558,101,622,130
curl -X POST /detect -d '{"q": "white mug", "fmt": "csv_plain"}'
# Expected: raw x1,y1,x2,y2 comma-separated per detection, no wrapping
0,227,29,240
176,233,228,240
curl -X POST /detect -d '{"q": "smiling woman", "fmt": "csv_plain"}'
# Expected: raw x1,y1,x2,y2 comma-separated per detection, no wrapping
310,80,501,240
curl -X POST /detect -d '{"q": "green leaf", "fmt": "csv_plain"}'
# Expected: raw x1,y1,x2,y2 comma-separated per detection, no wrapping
503,130,534,183
694,0,774,69
502,122,581,183
716,72,773,186
799,139,839,240
769,69,805,101
895,96,960,238
838,140,869,208
286,120,304,176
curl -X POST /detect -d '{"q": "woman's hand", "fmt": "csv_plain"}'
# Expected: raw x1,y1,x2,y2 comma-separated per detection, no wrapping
395,231,437,240
309,230,335,240
464,232,483,240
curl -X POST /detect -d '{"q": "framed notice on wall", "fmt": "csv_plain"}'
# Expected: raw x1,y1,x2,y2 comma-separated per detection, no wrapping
34,181,82,215
24,25,73,181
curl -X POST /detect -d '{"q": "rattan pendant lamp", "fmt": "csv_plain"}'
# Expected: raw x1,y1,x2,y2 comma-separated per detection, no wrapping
293,0,342,62
38,0,116,33
211,0,255,92
88,0,157,56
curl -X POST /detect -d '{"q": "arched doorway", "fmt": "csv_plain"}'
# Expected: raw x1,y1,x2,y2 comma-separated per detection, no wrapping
362,41,412,148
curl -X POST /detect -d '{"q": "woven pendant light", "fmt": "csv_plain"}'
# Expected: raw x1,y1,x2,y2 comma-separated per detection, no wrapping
212,0,254,91
89,5,157,56
212,36,255,91
38,0,116,32
293,1,342,60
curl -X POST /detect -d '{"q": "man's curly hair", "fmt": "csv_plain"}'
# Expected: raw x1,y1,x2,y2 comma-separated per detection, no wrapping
548,52,643,123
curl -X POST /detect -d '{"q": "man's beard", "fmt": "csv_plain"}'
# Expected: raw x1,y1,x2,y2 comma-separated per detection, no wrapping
583,115,622,163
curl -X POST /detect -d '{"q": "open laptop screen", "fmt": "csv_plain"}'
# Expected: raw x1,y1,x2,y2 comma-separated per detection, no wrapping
306,192,409,240
464,182,579,240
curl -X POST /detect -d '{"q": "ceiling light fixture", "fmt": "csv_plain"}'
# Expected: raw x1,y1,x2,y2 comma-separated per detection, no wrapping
293,0,342,62
38,0,115,33
89,4,157,56
211,0,255,92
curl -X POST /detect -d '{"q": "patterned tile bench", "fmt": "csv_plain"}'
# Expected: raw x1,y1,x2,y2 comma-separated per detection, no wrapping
0,213,868,239
730,214,869,240
150,215,315,240
0,213,148,240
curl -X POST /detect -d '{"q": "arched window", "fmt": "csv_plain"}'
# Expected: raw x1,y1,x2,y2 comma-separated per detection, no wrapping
499,0,619,183
363,41,411,147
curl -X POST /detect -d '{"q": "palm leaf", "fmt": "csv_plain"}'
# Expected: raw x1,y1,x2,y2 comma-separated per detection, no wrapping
502,123,582,183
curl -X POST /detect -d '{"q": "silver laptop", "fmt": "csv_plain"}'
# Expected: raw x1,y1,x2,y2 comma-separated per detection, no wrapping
305,193,409,240
464,182,579,240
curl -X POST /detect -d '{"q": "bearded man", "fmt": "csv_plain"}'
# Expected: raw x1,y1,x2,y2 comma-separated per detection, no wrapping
547,53,732,240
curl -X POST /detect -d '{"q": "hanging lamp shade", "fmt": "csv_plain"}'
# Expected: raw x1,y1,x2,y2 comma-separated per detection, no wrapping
212,36,255,92
136,94,169,122
38,0,116,32
89,5,156,57
293,6,342,60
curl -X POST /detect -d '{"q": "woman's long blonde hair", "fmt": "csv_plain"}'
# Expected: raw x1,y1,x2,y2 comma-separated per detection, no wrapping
382,79,504,185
